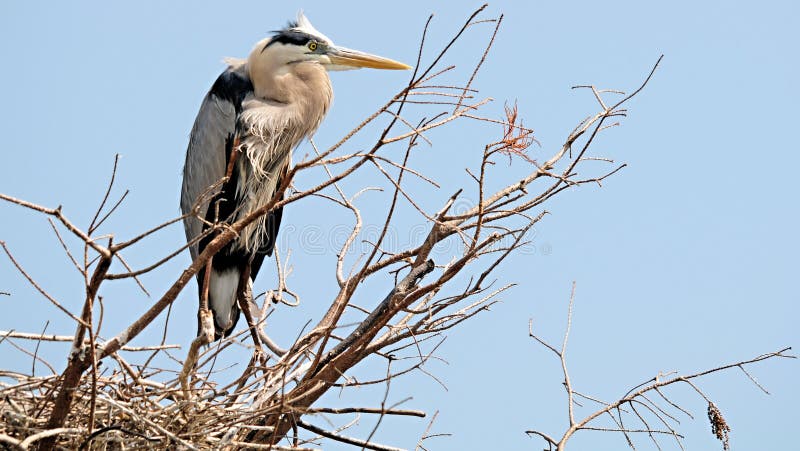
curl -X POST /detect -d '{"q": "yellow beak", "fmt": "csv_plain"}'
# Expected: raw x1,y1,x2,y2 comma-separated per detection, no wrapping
327,46,411,70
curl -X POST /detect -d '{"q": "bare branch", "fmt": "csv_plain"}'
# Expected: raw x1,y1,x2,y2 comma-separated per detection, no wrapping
296,420,405,451
528,284,793,450
0,241,88,326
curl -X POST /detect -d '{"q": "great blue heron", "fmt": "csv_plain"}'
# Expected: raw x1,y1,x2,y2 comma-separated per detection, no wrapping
180,12,409,341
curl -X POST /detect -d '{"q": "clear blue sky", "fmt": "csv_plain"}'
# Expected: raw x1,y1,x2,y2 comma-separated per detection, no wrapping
0,1,797,449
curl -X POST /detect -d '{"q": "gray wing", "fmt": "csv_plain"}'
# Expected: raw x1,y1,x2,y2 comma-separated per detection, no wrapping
181,68,248,260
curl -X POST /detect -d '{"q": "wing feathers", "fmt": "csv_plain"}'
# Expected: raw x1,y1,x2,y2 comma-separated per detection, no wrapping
181,67,251,260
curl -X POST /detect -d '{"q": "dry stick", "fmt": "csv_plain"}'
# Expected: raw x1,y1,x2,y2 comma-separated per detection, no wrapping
313,150,443,187
70,247,113,355
271,246,301,308
111,253,150,296
88,154,121,234
329,347,442,388
296,419,404,451
47,218,85,276
3,338,57,375
0,241,88,326
38,264,111,443
626,401,661,449
354,145,421,284
362,360,395,447
579,427,684,437
363,115,439,285
308,138,363,289
614,407,636,449
524,430,558,451
0,194,110,258
312,260,435,377
106,220,213,280
414,410,440,450
266,355,296,450
0,331,179,351
414,4,488,85
634,396,684,449
561,55,664,183
91,190,129,235
381,98,491,145
373,217,533,351
301,407,425,417
111,212,204,252
3,428,86,450
462,112,535,133
369,154,441,188
86,325,99,436
382,110,433,146
371,191,476,342
369,151,439,223
213,443,317,451
470,141,493,252
453,12,502,112
639,393,681,427
374,224,516,352
77,425,161,450
31,321,49,378
563,282,576,427
111,174,225,255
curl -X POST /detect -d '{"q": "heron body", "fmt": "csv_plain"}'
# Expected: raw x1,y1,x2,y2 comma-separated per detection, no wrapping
180,13,409,340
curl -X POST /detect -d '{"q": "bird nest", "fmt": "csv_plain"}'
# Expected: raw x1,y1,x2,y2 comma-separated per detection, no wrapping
1,349,276,450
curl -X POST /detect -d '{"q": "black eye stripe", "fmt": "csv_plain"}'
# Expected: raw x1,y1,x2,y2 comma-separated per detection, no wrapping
263,30,314,51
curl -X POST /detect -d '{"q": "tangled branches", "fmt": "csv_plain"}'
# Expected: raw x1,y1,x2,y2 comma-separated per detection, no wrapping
2,5,772,451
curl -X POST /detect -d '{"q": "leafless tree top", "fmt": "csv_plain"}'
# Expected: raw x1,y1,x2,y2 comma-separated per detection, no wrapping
0,5,792,451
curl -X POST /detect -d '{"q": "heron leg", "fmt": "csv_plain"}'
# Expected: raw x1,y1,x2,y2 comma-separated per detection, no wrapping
224,136,241,179
201,259,212,311
185,256,215,393
196,257,215,342
237,263,263,352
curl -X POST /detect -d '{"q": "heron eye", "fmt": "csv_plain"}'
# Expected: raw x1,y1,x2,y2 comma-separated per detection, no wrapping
307,41,318,51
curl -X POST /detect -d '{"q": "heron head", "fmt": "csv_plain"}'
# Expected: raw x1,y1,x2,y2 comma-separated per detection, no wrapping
250,11,411,73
